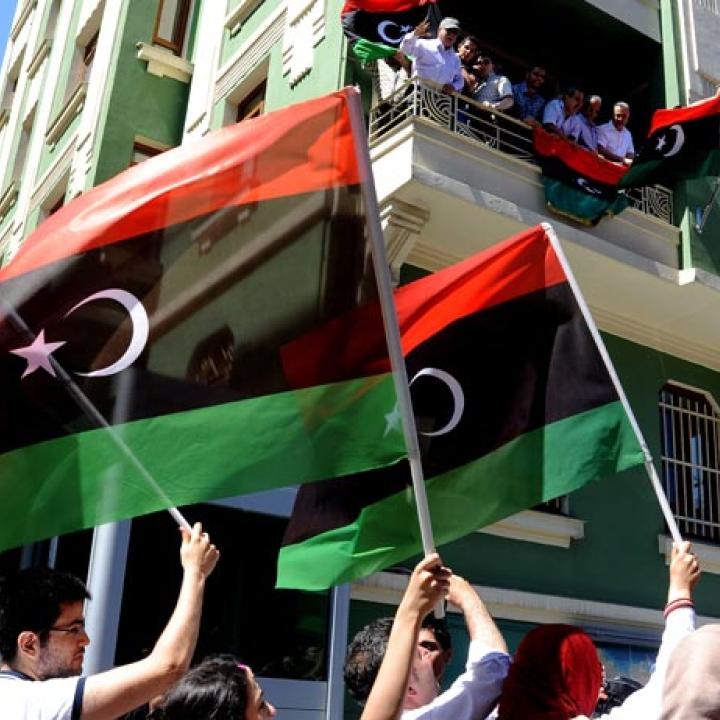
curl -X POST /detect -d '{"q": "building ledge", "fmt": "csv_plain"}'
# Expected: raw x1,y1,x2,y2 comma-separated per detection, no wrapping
10,0,36,42
225,0,265,37
478,509,585,548
0,181,19,220
658,534,720,575
46,83,87,146
27,37,51,78
136,42,193,83
352,572,718,635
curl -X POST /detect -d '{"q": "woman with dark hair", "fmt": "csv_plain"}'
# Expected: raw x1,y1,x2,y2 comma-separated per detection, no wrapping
150,655,276,720
497,542,699,720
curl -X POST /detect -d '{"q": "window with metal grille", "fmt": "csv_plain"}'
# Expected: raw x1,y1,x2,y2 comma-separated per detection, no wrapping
659,383,720,542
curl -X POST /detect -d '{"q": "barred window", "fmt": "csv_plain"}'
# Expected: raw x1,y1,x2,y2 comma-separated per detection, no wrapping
659,383,720,542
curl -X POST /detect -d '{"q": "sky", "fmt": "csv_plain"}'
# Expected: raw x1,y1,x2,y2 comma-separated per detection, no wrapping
0,1,16,63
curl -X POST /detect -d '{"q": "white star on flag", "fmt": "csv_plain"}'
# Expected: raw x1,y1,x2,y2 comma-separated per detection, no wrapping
10,330,67,378
656,135,667,152
384,403,403,437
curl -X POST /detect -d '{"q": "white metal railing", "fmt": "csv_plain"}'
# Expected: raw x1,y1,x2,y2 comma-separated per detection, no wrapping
659,385,720,543
369,80,674,225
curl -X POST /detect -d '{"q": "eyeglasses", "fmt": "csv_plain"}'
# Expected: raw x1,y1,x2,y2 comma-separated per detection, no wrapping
48,621,86,636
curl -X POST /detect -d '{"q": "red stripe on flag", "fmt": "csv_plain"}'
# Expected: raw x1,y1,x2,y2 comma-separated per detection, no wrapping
0,90,362,283
648,95,720,137
396,226,566,355
342,0,436,13
533,128,628,186
280,226,566,387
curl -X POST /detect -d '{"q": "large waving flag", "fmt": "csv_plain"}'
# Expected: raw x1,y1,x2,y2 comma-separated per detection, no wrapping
620,94,720,188
534,128,630,226
342,0,437,61
277,225,645,590
0,89,407,552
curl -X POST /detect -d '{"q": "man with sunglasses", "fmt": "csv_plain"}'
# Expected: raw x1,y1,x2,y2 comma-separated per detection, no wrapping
472,54,514,113
0,522,219,719
400,17,464,96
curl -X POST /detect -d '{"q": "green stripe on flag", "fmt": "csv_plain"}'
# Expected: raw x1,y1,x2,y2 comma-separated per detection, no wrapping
0,373,404,552
277,401,643,590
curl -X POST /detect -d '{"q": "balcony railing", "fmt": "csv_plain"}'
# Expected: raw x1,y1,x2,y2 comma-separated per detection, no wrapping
369,80,673,225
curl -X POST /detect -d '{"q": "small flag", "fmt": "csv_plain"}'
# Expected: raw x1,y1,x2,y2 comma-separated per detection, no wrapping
620,94,720,188
342,0,436,49
534,128,630,226
277,225,645,590
0,89,407,552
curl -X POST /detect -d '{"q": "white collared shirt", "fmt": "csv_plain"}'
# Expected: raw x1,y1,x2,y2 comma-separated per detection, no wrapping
399,34,464,92
401,640,511,720
597,121,635,158
0,670,86,720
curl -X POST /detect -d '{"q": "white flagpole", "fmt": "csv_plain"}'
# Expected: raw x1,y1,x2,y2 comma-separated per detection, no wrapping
542,222,683,544
346,88,443,610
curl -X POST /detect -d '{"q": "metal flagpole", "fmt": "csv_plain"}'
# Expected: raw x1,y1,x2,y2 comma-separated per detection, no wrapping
1,298,192,532
345,88,443,609
542,222,683,544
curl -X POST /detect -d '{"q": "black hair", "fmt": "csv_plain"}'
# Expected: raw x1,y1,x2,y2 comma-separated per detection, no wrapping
0,568,90,662
460,35,480,48
344,617,394,704
150,655,250,720
421,615,452,652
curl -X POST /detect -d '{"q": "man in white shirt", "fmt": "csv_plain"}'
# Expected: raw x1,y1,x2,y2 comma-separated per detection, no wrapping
345,555,510,720
543,86,585,139
0,523,218,720
597,101,635,164
400,17,464,95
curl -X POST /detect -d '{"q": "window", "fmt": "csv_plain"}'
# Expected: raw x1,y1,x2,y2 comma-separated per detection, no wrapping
237,80,267,123
659,383,720,542
130,140,166,166
153,0,192,56
115,503,330,680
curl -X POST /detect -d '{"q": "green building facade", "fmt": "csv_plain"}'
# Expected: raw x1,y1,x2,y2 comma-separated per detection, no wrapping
0,1,719,717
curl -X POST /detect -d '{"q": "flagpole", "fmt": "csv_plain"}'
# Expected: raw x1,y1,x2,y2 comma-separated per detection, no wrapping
1,300,192,532
542,223,683,545
346,88,443,607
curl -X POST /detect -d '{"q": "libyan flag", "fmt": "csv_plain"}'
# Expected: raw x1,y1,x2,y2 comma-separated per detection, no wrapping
342,0,436,59
534,128,630,226
276,225,645,591
0,88,408,552
619,94,720,189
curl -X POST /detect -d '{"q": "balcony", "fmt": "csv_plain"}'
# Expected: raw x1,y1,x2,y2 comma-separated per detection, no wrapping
369,81,677,268
368,81,720,374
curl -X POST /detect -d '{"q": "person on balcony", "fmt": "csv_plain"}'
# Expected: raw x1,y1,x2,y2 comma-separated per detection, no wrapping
573,95,603,151
542,85,585,139
597,101,635,165
472,54,514,112
511,65,548,126
457,35,481,95
400,17,464,96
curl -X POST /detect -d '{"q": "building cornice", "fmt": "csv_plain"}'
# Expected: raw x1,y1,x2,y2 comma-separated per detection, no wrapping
478,509,585,548
351,571,718,635
136,42,193,83
10,0,37,43
0,181,20,220
225,0,266,37
46,83,87,146
27,38,51,78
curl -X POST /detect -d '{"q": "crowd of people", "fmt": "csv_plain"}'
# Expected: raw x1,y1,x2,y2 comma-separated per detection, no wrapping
0,522,716,719
379,16,636,166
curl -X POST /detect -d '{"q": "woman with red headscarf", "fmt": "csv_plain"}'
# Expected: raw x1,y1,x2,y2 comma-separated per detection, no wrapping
497,542,699,720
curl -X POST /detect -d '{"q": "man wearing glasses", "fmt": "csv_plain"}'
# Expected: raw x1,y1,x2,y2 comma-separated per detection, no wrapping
400,17,464,96
473,54,514,113
0,522,218,719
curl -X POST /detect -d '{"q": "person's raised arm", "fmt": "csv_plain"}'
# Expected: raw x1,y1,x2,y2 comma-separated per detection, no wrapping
361,554,450,720
447,575,507,654
80,522,219,720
